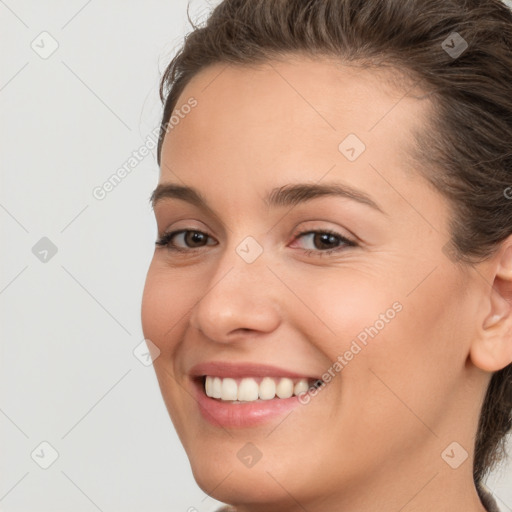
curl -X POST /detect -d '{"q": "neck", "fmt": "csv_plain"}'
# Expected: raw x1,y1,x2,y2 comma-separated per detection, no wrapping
227,457,489,512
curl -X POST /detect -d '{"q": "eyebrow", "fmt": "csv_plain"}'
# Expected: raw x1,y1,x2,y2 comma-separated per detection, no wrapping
150,182,386,215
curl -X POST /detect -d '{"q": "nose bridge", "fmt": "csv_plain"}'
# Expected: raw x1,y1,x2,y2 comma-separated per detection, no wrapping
212,230,271,291
190,232,281,341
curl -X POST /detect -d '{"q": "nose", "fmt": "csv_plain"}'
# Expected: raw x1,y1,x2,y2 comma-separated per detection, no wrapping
188,245,282,343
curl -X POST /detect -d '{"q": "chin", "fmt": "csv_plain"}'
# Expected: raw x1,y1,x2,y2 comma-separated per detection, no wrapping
191,458,296,510
194,467,271,503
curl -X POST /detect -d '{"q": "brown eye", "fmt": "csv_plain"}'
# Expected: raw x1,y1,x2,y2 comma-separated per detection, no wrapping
155,230,215,251
292,229,357,256
182,231,209,248
311,232,341,250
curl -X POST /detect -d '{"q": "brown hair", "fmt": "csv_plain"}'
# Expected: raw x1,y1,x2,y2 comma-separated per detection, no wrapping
156,0,512,489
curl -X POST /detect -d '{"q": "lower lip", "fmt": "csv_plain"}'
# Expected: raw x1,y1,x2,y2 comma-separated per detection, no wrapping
192,378,305,428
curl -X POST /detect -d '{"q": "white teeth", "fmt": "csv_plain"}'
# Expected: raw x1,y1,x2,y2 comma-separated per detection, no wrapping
204,376,315,402
276,377,294,398
259,377,276,400
294,379,309,395
212,377,222,399
205,376,213,397
221,377,238,401
238,378,259,401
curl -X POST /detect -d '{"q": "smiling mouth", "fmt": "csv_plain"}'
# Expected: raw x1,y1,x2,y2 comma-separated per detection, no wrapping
202,375,324,402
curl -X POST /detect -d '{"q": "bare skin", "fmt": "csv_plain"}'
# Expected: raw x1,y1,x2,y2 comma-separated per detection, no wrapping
141,56,512,512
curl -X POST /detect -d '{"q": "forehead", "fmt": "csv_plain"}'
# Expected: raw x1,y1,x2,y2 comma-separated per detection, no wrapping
159,56,431,207
169,55,424,130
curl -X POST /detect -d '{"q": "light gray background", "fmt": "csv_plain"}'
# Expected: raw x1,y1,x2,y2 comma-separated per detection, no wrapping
1,1,511,511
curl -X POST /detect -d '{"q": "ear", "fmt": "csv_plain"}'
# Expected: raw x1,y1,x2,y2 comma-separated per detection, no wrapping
470,238,512,372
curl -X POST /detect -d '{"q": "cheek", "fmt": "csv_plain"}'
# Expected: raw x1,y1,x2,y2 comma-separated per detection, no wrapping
350,267,472,438
291,264,468,438
140,261,199,355
286,268,398,357
140,262,200,434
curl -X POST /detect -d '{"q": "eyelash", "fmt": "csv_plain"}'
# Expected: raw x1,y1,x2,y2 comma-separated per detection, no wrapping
155,228,357,257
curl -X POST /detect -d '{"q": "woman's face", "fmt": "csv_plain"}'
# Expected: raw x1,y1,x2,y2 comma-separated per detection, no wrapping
141,57,486,509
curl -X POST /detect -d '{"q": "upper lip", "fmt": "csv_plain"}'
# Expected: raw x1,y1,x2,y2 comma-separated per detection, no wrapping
189,361,320,380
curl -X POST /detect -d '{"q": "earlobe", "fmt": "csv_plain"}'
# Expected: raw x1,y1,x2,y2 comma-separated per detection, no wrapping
470,242,512,373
